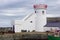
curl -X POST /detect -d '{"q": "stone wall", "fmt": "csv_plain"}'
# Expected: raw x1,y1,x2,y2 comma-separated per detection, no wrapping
0,32,48,40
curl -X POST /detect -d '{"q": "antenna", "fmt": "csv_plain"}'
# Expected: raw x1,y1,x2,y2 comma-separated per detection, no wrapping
34,0,45,4
34,0,40,4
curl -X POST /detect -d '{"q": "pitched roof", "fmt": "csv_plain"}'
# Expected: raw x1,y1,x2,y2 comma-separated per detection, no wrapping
44,21,60,27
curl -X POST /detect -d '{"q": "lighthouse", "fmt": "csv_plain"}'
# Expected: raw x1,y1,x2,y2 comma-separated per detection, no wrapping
14,4,47,32
34,4,47,32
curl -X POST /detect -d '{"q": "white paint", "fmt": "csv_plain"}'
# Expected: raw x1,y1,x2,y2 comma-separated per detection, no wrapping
14,4,47,32
15,13,36,32
35,9,47,32
44,27,60,31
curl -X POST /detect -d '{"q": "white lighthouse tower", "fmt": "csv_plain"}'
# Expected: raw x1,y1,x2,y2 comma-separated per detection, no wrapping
34,4,47,32
14,4,47,32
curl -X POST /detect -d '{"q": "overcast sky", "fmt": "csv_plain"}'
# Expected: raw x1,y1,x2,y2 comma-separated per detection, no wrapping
0,0,60,27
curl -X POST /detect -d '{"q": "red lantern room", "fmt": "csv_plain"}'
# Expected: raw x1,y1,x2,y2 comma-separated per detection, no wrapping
33,4,47,9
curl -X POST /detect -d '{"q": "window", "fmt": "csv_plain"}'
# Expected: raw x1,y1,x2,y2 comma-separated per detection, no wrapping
42,11,44,14
35,11,36,13
21,30,27,32
30,21,32,23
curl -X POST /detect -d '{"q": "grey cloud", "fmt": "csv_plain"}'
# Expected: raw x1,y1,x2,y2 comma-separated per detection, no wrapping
0,0,35,9
0,0,60,16
0,0,60,27
0,15,25,20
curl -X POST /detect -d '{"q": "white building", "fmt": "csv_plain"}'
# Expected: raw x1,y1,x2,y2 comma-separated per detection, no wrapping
14,4,47,32
44,17,60,31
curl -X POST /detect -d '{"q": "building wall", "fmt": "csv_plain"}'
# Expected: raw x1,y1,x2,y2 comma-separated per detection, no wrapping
15,13,36,32
44,27,60,31
35,9,47,32
15,11,47,32
14,9,47,32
